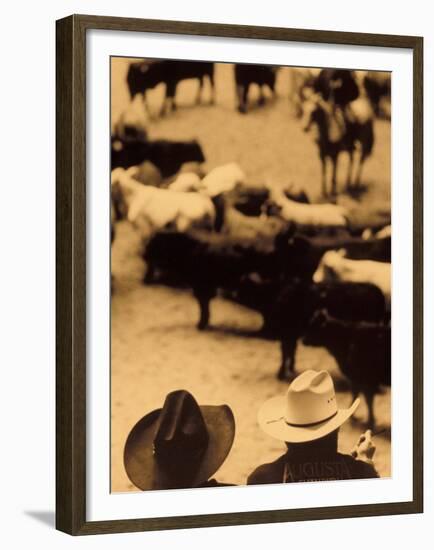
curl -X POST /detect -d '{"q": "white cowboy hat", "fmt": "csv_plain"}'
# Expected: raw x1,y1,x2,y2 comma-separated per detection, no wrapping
258,370,360,443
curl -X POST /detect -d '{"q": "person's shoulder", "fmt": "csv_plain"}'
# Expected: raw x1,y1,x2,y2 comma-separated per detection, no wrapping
247,455,286,485
338,453,379,479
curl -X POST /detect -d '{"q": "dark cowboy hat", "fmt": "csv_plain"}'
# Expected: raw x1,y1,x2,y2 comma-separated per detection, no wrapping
124,390,235,490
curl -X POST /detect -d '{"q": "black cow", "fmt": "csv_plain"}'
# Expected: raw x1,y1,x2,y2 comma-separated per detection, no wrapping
230,277,386,381
143,226,294,327
279,281,387,381
127,60,215,116
303,310,391,428
234,64,277,113
143,223,389,380
281,233,391,280
111,138,205,178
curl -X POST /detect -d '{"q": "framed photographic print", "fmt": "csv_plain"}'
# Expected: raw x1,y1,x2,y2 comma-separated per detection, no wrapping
56,14,423,535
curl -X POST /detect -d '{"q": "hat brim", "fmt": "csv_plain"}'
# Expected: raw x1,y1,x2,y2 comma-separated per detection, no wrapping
124,404,235,491
258,395,360,443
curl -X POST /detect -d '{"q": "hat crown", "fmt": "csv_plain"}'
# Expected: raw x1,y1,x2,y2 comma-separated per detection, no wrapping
153,390,209,472
285,370,337,426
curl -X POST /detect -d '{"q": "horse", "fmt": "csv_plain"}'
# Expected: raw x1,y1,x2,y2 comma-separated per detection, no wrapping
302,94,374,198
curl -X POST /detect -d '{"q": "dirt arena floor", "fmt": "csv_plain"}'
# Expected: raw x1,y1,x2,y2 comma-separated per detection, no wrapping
111,59,391,492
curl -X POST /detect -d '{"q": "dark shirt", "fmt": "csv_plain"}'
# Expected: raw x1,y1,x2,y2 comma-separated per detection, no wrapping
314,69,360,106
247,452,378,485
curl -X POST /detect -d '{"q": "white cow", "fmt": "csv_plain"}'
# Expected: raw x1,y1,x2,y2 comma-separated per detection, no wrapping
201,162,246,197
267,188,348,229
313,249,391,302
111,168,216,236
168,172,203,193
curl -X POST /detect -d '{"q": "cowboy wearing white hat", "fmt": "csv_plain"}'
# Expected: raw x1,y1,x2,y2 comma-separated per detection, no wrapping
248,370,378,484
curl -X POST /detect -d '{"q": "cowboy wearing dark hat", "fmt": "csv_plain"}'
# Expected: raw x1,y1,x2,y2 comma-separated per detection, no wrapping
248,370,379,485
124,390,235,490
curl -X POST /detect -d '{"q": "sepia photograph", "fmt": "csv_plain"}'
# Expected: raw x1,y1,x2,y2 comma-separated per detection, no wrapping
110,57,391,493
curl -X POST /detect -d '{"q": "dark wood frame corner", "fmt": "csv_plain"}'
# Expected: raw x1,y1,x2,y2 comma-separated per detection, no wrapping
56,14,423,536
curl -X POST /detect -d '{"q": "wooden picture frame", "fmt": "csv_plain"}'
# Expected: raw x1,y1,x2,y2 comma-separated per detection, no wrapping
56,14,423,535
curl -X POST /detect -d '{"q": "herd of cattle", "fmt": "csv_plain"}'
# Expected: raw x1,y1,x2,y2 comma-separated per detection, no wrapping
111,60,391,429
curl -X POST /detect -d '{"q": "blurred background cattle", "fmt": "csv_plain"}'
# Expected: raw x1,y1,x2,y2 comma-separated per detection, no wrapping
110,58,391,492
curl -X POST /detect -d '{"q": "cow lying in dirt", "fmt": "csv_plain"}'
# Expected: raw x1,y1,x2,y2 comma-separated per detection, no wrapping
264,187,349,231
